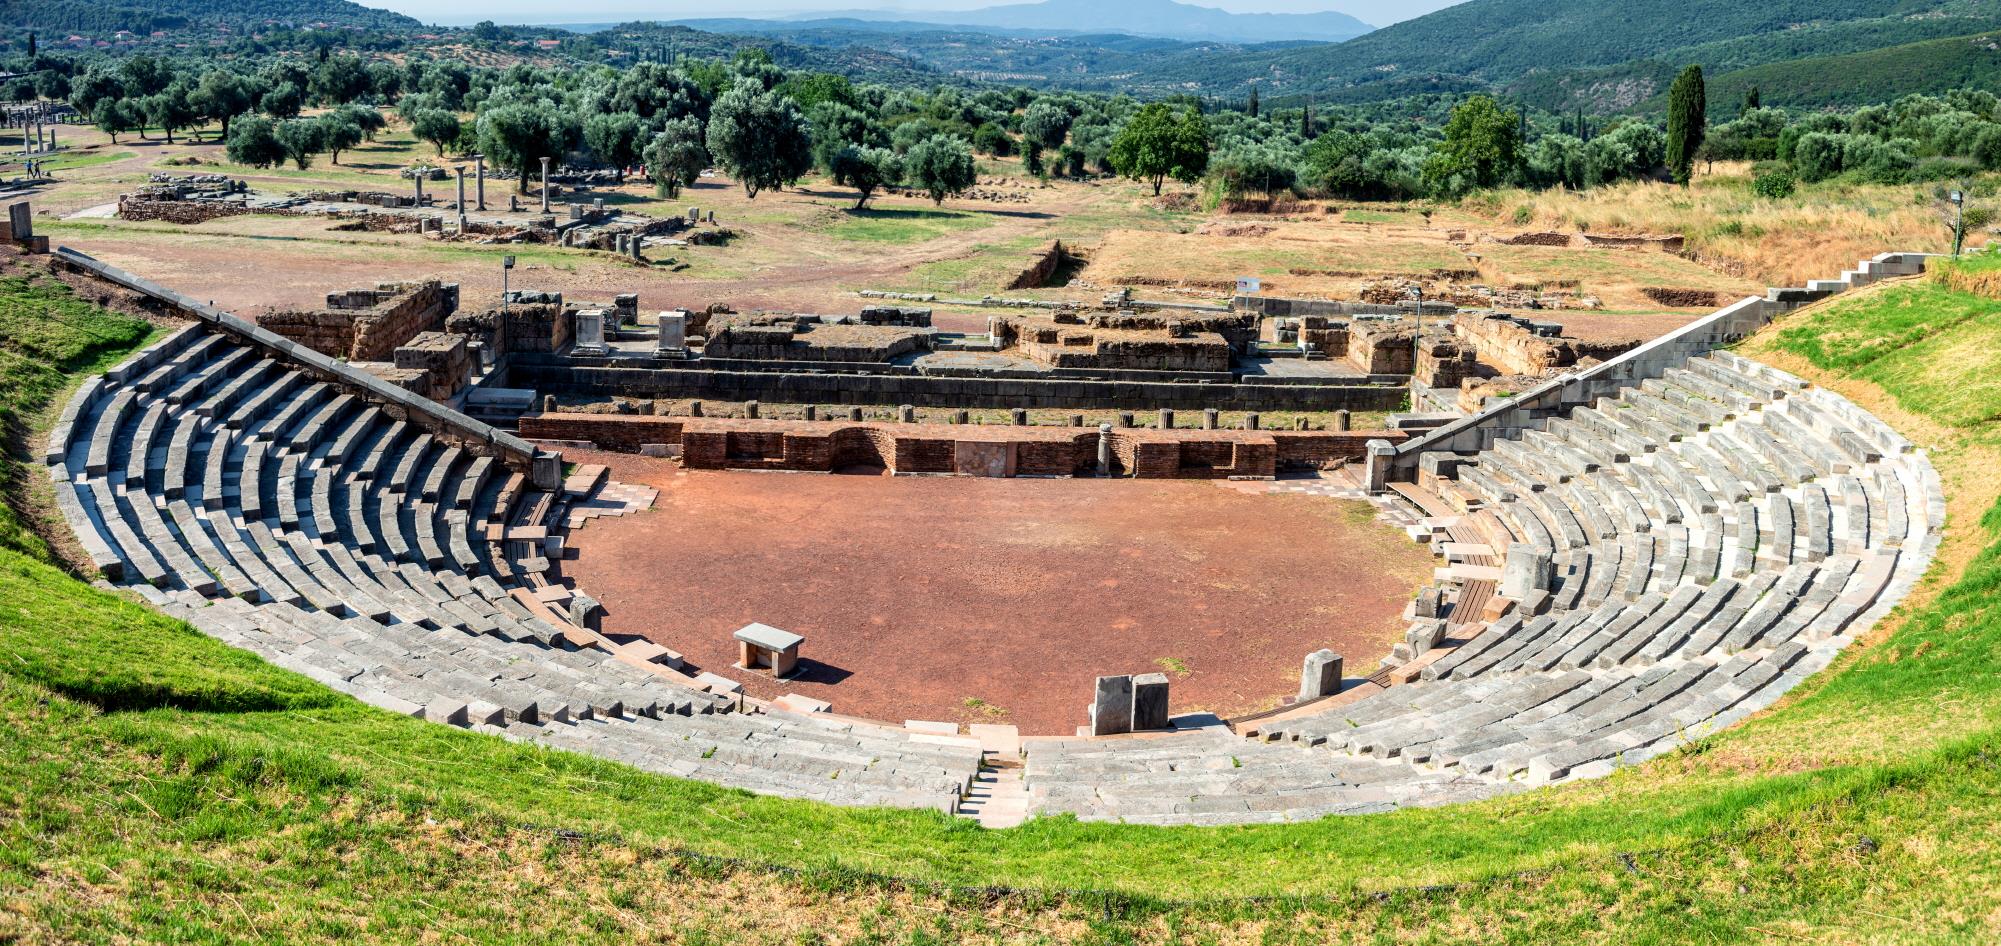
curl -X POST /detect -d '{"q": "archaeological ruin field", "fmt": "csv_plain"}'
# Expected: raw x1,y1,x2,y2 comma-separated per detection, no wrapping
4,12,2001,941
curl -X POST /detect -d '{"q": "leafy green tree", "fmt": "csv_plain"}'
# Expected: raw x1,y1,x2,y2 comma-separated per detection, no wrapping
260,81,303,120
644,116,708,198
1666,64,1707,185
1108,103,1209,196
609,63,707,122
367,62,404,102
477,101,580,193
91,98,139,145
410,107,462,156
972,123,1013,157
339,104,387,143
808,101,880,171
1211,145,1297,199
1023,140,1045,178
903,134,976,205
142,87,196,144
273,118,325,170
584,112,645,181
830,145,902,210
705,78,811,198
1022,101,1072,151
189,70,255,139
1422,94,1522,195
68,67,125,119
317,113,363,165
311,55,370,107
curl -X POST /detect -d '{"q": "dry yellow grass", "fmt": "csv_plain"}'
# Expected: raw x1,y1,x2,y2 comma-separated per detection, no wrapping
1471,168,1976,290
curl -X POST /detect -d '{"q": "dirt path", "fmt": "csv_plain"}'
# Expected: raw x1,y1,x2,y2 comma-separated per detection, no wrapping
565,460,1435,735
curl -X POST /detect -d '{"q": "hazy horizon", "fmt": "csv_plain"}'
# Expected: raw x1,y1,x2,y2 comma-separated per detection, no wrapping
364,0,1467,29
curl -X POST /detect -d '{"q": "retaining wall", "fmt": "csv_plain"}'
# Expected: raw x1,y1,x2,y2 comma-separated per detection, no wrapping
520,412,1408,477
505,358,1407,413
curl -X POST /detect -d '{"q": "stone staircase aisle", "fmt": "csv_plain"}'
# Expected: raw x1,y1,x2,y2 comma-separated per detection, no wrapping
956,724,1030,828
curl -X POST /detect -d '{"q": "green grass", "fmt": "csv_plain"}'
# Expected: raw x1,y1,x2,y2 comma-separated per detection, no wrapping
21,150,136,173
1,263,1999,940
1770,256,2001,431
819,207,996,244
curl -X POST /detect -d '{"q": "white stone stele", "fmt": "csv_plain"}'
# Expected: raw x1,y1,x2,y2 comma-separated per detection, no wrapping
573,308,609,354
656,310,688,351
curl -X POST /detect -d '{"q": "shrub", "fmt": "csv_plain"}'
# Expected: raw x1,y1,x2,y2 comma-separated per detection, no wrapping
1751,168,1797,199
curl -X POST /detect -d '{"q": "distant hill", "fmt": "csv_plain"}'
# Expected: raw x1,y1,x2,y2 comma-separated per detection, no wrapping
1674,32,2001,113
1124,0,2001,104
0,0,423,34
670,18,1293,86
775,0,1375,45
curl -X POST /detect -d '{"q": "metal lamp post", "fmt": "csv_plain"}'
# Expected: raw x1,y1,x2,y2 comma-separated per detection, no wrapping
502,255,515,318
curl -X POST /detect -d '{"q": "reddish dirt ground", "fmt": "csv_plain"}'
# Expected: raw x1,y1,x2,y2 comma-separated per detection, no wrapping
563,456,1436,735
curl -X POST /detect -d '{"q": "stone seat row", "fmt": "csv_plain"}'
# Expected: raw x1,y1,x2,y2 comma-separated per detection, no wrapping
1020,353,1943,824
52,325,985,811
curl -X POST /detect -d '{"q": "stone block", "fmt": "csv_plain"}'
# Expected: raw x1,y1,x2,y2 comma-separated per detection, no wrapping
1299,649,1343,700
1089,674,1134,736
1132,672,1170,730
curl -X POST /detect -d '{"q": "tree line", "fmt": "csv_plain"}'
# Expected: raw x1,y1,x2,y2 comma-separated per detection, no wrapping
27,44,2001,209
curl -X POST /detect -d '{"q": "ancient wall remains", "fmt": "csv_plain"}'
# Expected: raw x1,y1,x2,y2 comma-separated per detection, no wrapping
702,316,927,363
392,332,473,401
1004,240,1071,290
258,280,456,361
520,413,1409,478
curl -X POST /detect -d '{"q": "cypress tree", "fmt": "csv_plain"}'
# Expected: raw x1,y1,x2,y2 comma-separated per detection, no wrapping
1300,99,1313,139
1666,64,1707,186
1247,84,1259,118
1742,86,1760,116
26,32,35,58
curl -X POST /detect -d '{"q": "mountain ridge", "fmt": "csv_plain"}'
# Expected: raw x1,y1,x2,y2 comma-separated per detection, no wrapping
769,0,1375,45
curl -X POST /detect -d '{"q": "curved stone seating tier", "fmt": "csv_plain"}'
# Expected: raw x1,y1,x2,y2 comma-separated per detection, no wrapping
1019,351,1942,824
48,321,1942,824
51,325,983,812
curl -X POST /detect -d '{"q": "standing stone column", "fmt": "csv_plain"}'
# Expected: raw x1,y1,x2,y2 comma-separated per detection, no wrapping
539,156,553,214
1097,423,1112,477
1364,438,1396,494
1089,675,1134,736
1244,412,1261,431
1132,673,1170,730
1299,650,1343,701
1010,408,1028,426
413,168,424,207
474,154,487,210
454,165,468,232
1334,409,1351,432
898,404,915,423
745,400,760,419
1158,408,1174,430
1202,408,1218,430
847,406,863,421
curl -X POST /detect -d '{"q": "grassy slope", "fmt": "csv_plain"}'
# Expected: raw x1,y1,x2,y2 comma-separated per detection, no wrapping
0,262,1999,941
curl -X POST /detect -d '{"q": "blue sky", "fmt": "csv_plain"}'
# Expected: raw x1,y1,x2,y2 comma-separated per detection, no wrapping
367,0,1467,28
